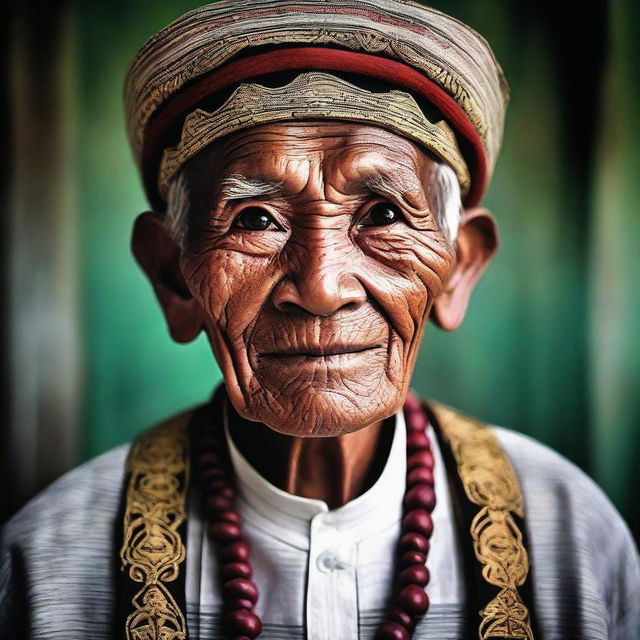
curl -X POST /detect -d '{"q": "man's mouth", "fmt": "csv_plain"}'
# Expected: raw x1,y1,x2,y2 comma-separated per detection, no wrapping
261,343,382,359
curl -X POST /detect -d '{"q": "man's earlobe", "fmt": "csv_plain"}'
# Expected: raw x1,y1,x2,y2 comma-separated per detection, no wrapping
430,207,499,332
131,212,205,343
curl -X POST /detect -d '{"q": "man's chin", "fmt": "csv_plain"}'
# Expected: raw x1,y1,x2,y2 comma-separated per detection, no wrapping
228,378,404,437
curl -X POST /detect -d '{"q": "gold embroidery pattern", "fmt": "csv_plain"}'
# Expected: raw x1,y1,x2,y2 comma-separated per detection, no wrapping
158,72,470,199
127,583,186,640
429,402,534,640
480,587,533,640
120,415,191,640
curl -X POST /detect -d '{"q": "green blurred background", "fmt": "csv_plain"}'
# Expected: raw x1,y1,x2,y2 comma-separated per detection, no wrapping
3,0,638,540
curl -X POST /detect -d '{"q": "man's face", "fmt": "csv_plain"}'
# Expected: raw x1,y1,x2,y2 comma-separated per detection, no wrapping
177,122,457,436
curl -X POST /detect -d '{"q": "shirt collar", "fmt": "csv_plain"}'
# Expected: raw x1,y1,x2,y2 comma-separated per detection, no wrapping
224,403,407,549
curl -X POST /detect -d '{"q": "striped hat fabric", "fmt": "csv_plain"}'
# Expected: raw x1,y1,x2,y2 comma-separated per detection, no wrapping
125,0,509,211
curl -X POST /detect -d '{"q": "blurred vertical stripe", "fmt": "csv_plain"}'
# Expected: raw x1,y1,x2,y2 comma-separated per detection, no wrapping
0,7,12,525
5,0,80,517
591,0,640,539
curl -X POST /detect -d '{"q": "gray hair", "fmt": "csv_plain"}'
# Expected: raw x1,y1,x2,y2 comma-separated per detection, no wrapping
165,161,461,249
431,161,461,243
165,169,191,250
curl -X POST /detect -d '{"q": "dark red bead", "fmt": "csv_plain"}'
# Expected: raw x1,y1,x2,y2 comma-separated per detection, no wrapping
404,484,436,512
402,509,434,537
210,522,242,543
407,466,434,487
223,578,258,603
217,510,241,524
399,564,430,587
221,541,251,563
201,478,226,494
406,432,430,453
221,561,253,580
396,584,429,616
374,621,410,640
407,449,435,471
201,480,231,497
224,610,262,638
202,480,233,498
403,393,421,412
399,551,427,568
403,402,422,416
199,422,219,435
198,451,224,467
223,598,254,612
199,434,220,448
206,494,233,513
399,532,429,554
386,606,414,630
405,409,427,433
213,486,235,499
200,466,227,482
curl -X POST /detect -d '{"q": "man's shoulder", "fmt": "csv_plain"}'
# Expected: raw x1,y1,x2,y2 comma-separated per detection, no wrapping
430,402,639,637
492,425,592,485
428,400,624,525
0,443,134,636
491,425,620,522
2,404,201,550
0,407,202,636
427,400,638,570
2,443,131,550
492,424,637,559
494,425,639,637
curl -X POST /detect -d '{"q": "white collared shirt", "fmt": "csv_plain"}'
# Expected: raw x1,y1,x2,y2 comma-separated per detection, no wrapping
185,411,465,638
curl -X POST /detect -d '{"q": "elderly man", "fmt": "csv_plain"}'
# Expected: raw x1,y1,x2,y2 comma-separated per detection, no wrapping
1,1,639,639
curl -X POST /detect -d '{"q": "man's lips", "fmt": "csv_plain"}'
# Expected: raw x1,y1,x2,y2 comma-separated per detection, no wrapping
261,343,382,358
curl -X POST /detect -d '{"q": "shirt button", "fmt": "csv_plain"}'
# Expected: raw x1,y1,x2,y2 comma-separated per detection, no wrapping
316,550,351,573
317,551,338,573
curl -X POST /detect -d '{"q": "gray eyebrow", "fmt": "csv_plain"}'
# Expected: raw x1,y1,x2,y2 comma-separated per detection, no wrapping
361,172,424,208
217,173,283,202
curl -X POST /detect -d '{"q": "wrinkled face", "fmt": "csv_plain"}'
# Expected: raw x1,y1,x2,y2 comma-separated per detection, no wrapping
179,122,457,436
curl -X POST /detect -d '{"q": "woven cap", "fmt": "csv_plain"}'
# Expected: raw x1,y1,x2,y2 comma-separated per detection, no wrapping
125,0,509,210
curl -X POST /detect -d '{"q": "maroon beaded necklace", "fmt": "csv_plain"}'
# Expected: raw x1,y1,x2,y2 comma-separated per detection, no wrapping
196,393,436,640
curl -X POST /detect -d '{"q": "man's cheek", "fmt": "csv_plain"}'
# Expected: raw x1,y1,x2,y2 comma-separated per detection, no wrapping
362,233,454,295
388,247,453,330
183,255,234,326
396,235,453,287
359,253,449,345
188,253,278,336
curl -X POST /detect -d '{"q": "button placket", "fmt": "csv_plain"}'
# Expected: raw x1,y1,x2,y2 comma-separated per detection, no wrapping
307,516,358,640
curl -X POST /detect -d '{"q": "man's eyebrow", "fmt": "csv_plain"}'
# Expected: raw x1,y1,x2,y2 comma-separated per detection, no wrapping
360,172,425,209
217,173,283,202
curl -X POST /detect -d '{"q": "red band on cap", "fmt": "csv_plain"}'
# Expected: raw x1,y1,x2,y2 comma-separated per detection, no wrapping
142,47,487,209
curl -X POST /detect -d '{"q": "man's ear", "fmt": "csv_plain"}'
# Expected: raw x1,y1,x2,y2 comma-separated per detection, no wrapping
431,207,498,332
131,211,205,343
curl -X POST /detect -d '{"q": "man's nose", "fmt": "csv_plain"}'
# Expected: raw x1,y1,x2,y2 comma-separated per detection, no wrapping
272,240,367,316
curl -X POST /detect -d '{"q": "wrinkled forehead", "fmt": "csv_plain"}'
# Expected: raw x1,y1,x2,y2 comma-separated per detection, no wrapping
187,121,434,199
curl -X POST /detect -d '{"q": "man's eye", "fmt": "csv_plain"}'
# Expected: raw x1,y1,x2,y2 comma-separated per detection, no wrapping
360,202,404,227
232,207,277,231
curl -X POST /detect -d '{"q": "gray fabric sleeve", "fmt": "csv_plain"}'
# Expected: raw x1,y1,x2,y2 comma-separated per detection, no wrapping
494,426,640,640
0,444,129,640
0,531,29,640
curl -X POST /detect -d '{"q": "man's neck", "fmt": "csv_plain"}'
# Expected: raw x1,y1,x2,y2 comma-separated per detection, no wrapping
226,405,394,509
